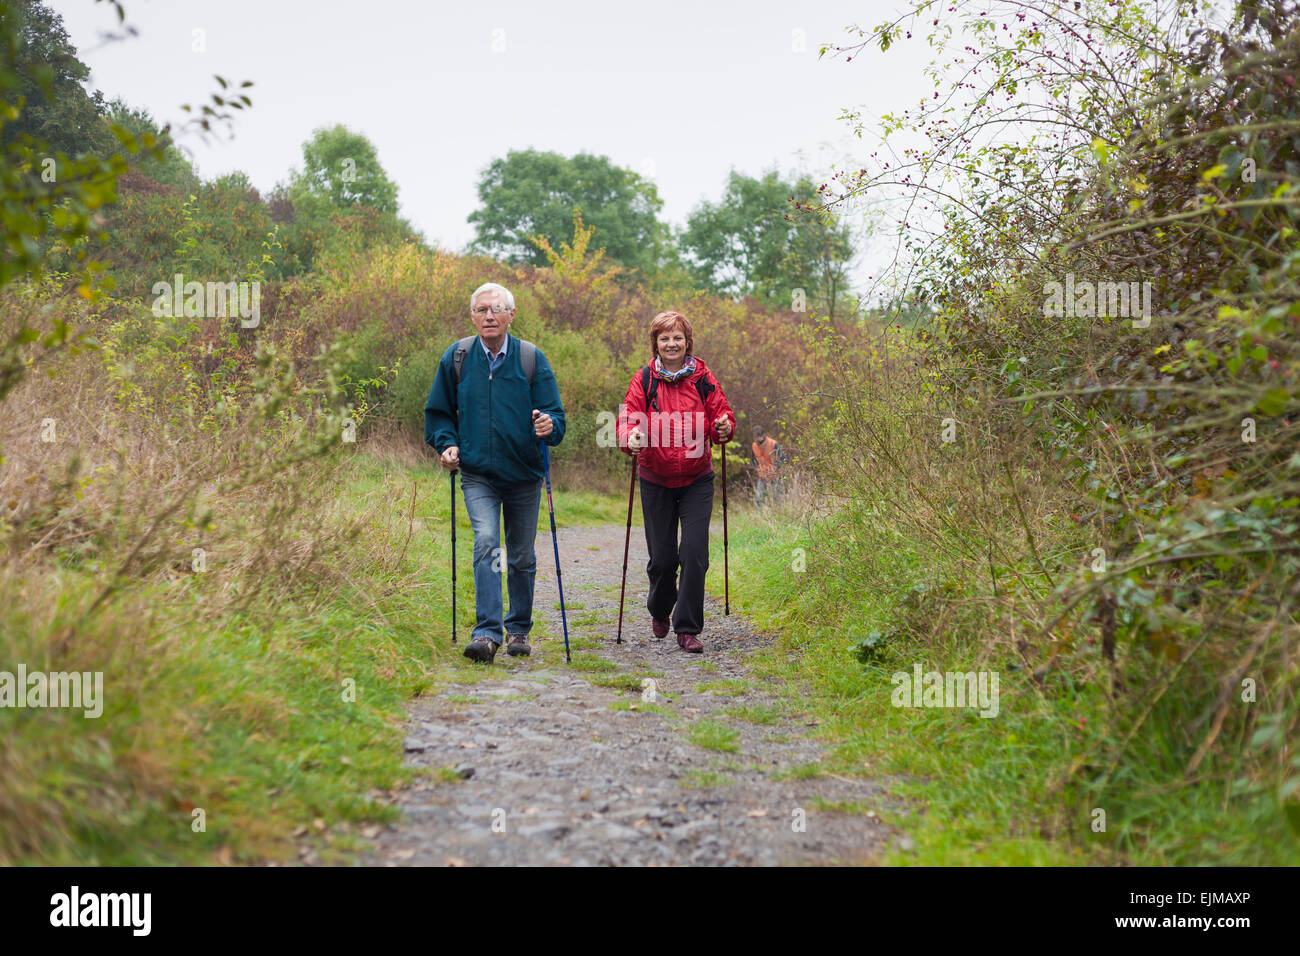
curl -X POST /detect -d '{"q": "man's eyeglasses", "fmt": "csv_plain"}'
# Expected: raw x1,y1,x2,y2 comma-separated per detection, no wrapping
472,305,512,316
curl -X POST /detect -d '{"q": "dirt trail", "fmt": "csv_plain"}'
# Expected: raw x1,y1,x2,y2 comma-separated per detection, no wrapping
365,522,897,866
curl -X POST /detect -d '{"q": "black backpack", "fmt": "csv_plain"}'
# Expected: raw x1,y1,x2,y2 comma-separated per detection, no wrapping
640,365,714,412
452,335,536,386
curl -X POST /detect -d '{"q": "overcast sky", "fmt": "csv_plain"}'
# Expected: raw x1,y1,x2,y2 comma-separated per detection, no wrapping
57,0,935,276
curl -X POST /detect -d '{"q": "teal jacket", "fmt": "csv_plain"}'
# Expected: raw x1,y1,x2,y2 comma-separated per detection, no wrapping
424,333,566,484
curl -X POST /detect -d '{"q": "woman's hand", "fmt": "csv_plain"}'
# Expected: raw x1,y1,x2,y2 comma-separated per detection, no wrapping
627,427,648,450
715,416,732,442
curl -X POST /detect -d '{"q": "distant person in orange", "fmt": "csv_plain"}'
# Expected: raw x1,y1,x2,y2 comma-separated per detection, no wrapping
750,425,788,505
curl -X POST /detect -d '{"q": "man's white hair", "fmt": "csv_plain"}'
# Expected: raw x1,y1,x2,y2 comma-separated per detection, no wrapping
470,282,515,310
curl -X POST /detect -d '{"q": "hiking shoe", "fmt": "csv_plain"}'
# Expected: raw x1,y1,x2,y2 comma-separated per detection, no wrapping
676,633,703,653
651,617,670,639
506,633,531,657
463,637,499,663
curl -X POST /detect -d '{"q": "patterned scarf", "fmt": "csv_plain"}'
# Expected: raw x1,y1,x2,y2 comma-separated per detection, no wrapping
653,354,697,382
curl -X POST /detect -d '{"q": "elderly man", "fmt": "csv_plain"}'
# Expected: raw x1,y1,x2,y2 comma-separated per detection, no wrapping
425,283,566,663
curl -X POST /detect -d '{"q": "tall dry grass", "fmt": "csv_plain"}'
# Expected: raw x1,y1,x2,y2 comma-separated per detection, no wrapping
0,279,427,863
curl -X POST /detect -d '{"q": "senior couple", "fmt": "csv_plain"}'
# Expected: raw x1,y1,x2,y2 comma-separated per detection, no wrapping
424,282,735,663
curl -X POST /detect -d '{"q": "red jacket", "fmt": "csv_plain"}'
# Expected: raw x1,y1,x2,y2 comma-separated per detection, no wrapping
617,357,736,487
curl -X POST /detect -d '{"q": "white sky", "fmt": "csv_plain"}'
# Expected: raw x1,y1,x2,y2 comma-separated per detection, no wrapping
57,0,937,279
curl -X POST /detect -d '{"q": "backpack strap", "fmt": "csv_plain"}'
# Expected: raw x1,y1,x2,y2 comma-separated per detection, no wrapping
451,335,478,385
453,336,536,386
640,366,658,411
519,340,536,385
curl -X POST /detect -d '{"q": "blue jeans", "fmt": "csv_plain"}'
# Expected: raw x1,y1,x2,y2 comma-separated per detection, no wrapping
459,469,543,645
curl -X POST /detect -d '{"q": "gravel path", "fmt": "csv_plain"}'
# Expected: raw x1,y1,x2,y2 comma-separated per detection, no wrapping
364,522,897,866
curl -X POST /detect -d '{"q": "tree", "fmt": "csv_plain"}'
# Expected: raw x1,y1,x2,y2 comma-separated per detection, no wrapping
289,125,399,214
681,170,855,318
0,0,113,158
468,150,670,272
104,100,198,192
0,0,252,405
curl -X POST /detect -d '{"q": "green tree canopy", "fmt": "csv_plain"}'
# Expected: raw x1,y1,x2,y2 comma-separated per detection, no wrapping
468,149,670,272
681,170,855,317
0,0,252,403
104,100,198,192
0,0,113,158
289,124,399,214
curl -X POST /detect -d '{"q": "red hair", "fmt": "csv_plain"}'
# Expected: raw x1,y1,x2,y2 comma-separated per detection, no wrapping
649,311,693,361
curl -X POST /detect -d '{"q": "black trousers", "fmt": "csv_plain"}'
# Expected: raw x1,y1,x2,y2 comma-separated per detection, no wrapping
640,471,714,636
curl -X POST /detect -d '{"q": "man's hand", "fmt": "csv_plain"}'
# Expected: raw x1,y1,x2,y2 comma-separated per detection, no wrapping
532,409,553,438
627,427,648,451
715,416,732,442
440,446,460,472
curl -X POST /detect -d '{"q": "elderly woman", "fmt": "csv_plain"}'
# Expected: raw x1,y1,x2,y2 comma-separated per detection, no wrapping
618,311,735,653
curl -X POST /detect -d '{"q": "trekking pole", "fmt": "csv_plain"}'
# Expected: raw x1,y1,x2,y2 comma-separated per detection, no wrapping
721,438,730,616
616,456,637,644
539,431,571,663
450,467,457,645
